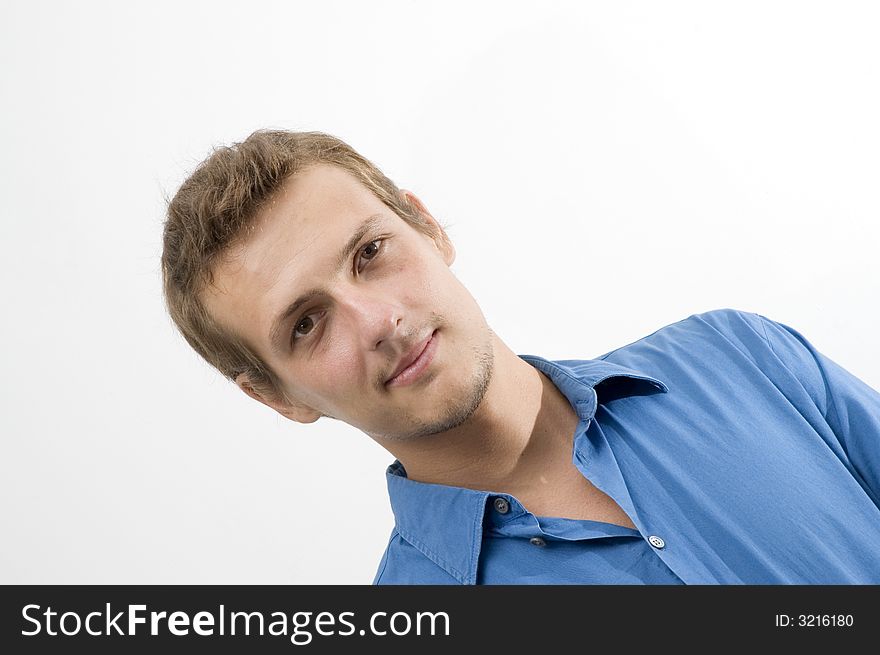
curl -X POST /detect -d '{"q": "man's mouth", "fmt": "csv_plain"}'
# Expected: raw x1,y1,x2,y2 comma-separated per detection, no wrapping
385,330,439,388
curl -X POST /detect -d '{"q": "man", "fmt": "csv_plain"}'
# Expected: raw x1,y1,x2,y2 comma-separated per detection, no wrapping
162,129,880,584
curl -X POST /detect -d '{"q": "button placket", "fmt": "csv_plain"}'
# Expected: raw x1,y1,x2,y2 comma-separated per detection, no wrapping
648,535,666,549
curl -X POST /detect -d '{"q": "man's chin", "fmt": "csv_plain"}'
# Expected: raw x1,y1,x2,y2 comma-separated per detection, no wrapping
371,346,494,443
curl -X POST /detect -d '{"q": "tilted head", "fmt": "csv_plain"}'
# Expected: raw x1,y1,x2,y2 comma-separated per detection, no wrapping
162,130,494,442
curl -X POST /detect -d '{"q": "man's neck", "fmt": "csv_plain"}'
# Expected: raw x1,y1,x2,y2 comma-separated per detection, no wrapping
385,336,582,493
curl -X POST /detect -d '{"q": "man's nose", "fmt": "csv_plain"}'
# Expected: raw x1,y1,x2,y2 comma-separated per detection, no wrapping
339,289,404,351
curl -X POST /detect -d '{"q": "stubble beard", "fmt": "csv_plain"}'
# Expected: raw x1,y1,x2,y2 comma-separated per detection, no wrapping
374,328,496,443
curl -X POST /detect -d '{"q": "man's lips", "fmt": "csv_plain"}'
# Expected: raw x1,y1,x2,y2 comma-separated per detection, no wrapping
385,330,438,387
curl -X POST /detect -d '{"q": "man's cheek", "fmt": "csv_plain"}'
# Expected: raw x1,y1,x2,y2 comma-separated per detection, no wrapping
321,341,363,385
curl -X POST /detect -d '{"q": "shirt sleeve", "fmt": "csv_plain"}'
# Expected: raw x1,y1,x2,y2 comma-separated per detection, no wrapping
756,312,880,503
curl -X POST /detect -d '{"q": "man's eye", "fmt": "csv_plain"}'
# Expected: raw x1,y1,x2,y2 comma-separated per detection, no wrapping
357,239,382,270
293,315,317,340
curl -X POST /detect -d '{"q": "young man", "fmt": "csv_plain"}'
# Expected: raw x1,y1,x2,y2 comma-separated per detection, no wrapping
162,129,880,584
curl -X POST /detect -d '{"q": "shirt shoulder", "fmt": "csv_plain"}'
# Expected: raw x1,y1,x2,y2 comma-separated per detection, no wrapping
627,307,839,420
688,308,829,404
668,307,768,351
684,307,774,360
596,307,805,410
372,529,462,585
598,307,771,371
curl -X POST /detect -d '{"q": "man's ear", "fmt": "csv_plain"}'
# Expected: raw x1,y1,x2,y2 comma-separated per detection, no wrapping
234,373,321,424
400,189,456,266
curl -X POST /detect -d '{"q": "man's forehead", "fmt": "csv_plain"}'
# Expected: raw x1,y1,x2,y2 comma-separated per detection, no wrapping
239,166,390,276
256,164,380,233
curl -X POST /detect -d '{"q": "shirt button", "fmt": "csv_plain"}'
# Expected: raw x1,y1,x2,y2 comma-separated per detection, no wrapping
493,497,510,514
648,535,666,549
529,537,547,548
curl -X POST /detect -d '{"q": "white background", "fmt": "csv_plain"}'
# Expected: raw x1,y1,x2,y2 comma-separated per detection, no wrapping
1,1,878,584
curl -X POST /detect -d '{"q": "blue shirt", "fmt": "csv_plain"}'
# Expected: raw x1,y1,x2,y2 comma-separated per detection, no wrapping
373,308,880,584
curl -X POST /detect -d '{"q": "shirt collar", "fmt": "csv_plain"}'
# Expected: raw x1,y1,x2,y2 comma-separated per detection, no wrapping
384,354,668,584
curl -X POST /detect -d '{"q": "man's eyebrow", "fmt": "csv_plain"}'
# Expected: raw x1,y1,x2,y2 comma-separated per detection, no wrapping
268,213,385,353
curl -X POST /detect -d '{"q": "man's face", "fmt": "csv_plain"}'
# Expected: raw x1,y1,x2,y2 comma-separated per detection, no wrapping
202,164,494,442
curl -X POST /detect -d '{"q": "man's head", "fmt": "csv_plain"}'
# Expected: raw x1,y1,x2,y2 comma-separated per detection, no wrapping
162,130,494,442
